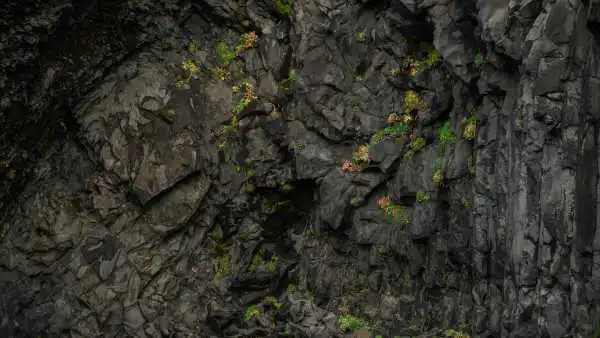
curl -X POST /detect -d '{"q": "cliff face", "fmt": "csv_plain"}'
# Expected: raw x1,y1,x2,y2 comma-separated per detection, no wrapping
1,0,599,337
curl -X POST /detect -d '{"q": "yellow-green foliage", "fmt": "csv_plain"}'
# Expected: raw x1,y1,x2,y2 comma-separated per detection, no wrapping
266,255,278,272
216,42,236,66
211,242,230,277
264,296,281,309
245,304,260,321
356,31,366,42
467,155,475,175
176,58,201,88
416,190,430,202
339,314,369,332
403,90,426,113
444,323,471,338
274,0,292,16
433,169,443,185
404,136,426,160
403,44,442,76
352,145,370,165
462,116,477,140
248,248,265,272
411,137,426,152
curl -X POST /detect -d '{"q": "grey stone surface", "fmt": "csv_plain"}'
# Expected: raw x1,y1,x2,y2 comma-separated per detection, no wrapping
0,0,600,337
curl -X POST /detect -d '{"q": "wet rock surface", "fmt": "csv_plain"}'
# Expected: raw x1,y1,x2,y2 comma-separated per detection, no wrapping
1,0,600,337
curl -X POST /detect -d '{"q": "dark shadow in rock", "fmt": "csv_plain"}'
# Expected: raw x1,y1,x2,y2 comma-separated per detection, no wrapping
588,21,600,46
261,179,317,241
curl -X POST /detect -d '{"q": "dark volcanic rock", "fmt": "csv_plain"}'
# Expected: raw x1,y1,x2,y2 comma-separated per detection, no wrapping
1,0,600,337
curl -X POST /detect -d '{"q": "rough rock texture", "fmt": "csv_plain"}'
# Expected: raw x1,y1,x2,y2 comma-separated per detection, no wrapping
1,0,600,337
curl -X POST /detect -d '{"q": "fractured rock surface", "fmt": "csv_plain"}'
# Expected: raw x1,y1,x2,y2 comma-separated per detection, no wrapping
1,0,600,337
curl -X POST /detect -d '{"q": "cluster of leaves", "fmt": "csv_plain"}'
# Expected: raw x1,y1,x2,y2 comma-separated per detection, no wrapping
356,31,366,42
416,189,430,202
232,80,257,113
216,42,237,66
343,145,370,172
219,81,257,149
433,157,443,186
264,296,281,309
377,195,410,226
175,58,201,88
439,121,456,154
403,90,427,113
474,51,485,68
245,304,260,321
444,323,471,338
214,31,259,80
371,113,412,144
280,68,297,92
402,44,442,77
248,248,278,273
262,198,290,214
235,31,259,54
461,115,477,140
274,0,293,16
404,136,426,160
211,241,230,277
339,314,369,332
248,248,265,272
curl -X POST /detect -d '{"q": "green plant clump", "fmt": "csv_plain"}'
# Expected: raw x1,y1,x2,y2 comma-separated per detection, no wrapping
339,314,368,332
474,51,485,68
216,42,236,66
416,190,430,202
266,255,278,272
439,121,456,154
264,296,281,309
372,122,411,144
274,0,292,16
422,45,441,67
245,304,260,321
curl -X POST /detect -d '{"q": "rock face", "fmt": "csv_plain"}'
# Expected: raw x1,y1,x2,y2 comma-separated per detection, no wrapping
1,0,599,337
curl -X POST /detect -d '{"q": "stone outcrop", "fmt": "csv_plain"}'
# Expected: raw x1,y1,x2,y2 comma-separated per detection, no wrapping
1,0,600,337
